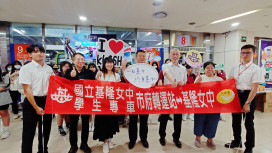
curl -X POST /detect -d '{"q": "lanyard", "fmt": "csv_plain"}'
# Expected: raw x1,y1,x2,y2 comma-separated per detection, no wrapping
238,62,253,78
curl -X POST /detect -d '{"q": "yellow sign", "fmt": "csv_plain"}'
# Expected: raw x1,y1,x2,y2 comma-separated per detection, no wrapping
216,89,235,104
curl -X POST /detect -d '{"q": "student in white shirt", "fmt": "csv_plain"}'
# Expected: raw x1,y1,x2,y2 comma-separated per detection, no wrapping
159,48,187,148
225,44,264,153
19,45,53,153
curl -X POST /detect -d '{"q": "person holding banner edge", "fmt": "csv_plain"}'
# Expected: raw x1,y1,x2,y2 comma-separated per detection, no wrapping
64,53,95,153
159,48,187,148
121,50,150,149
225,44,264,153
19,45,53,153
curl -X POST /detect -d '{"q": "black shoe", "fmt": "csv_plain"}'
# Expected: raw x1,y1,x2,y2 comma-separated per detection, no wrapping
159,138,166,146
168,116,173,121
224,140,242,148
128,141,136,149
58,127,66,136
244,148,253,153
68,146,78,153
80,144,92,153
141,140,149,148
173,139,182,148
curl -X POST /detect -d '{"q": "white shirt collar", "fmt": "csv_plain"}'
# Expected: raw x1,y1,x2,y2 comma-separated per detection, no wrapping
169,62,180,67
241,61,253,67
32,60,44,68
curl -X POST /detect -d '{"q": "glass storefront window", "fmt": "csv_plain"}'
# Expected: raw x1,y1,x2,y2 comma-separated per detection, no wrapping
92,26,106,34
77,26,91,34
11,23,42,44
45,25,75,45
108,27,136,48
137,29,162,48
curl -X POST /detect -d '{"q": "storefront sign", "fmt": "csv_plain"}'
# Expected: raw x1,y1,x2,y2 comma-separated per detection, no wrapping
44,76,241,114
10,44,31,64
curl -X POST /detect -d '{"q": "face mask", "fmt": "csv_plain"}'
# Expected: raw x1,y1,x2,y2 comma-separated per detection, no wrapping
14,65,21,69
53,67,58,70
153,66,157,68
7,68,12,71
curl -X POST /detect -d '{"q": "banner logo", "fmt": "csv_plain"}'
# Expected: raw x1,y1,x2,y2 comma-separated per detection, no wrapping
216,89,235,104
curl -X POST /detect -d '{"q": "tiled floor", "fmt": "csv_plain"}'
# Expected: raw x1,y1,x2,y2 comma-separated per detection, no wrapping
1,112,272,153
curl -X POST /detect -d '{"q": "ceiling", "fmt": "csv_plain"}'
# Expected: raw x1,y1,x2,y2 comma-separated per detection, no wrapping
1,0,272,37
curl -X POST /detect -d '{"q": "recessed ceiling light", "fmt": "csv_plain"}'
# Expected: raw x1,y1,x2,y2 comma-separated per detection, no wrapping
153,11,167,18
232,22,240,27
79,16,87,21
153,0,162,6
210,9,260,24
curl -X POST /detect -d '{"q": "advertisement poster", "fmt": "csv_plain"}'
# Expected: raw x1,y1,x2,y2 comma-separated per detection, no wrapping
138,48,163,69
10,44,31,64
63,34,116,64
259,39,272,80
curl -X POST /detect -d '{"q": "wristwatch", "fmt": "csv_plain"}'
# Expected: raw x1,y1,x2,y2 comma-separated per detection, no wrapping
246,101,251,105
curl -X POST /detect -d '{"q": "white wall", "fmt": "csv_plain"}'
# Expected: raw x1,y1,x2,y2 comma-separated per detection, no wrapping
214,29,272,77
214,30,240,77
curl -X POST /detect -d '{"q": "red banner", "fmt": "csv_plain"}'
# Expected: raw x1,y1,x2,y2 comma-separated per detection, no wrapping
44,76,241,115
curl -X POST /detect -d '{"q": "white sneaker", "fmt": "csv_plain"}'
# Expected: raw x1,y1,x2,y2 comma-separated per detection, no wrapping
14,114,20,119
188,114,194,121
103,142,109,153
108,139,114,149
89,123,94,132
182,114,188,121
1,127,10,139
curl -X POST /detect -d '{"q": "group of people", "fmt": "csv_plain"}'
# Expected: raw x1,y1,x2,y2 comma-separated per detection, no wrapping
0,44,262,153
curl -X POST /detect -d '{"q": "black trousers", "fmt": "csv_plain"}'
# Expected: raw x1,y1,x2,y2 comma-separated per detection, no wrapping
159,114,182,140
69,114,90,147
232,90,256,150
9,90,19,114
21,96,52,153
129,115,149,142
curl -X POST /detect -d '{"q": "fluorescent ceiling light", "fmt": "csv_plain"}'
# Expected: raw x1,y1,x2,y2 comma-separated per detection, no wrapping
21,30,26,33
79,16,87,21
232,22,240,27
146,32,152,36
211,9,260,24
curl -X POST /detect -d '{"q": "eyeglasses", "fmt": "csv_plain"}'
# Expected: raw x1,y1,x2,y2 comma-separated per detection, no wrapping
240,52,253,55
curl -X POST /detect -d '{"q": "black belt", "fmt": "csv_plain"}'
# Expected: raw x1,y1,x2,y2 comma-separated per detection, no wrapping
237,90,250,93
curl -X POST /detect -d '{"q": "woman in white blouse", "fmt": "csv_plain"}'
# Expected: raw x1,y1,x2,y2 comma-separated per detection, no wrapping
94,57,120,153
193,62,223,150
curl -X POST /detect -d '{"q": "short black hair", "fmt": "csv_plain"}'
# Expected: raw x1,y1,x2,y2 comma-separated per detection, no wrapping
72,53,85,59
203,61,216,69
241,44,256,53
136,50,145,56
60,61,72,72
26,44,45,53
185,64,192,69
165,59,171,64
4,64,12,72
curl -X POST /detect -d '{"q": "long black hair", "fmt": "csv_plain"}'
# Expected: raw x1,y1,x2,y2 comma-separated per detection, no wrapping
0,68,3,82
88,63,98,75
102,56,115,77
11,60,22,74
152,62,159,73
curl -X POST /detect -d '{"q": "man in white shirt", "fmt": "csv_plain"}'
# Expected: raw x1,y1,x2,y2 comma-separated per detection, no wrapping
19,45,53,153
159,48,187,148
225,44,264,153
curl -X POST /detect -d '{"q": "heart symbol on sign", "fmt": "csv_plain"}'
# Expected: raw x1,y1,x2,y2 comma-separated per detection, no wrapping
109,39,124,54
